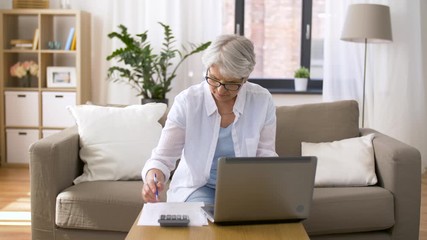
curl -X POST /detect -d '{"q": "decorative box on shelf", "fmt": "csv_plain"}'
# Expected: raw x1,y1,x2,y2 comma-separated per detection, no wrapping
42,91,76,127
5,91,39,127
13,0,49,9
42,129,62,138
6,129,39,163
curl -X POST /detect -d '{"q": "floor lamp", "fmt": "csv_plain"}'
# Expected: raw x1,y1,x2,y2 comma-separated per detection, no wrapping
341,4,393,128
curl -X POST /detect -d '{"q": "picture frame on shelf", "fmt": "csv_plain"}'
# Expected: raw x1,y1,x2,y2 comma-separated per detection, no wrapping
47,66,76,88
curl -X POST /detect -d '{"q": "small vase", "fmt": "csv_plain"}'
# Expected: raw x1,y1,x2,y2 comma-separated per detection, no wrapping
60,0,70,9
19,75,32,88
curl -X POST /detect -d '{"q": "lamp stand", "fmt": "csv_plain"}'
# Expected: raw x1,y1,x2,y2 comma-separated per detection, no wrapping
362,38,367,128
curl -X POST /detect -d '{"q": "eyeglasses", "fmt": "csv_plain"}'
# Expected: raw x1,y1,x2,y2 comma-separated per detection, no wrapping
205,70,244,91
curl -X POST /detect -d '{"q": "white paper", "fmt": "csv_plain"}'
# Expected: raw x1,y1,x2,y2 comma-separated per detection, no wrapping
138,202,208,226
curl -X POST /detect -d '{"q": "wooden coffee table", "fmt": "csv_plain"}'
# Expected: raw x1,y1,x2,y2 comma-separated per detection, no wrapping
126,212,310,240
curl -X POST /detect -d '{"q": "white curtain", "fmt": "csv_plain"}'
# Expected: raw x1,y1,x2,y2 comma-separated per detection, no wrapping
324,0,427,171
68,0,222,105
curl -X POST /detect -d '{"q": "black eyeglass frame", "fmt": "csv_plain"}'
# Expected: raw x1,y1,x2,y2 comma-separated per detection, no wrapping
204,70,245,91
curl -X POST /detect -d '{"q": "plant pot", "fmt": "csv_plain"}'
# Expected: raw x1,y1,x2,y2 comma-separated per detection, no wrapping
294,78,308,92
141,98,169,106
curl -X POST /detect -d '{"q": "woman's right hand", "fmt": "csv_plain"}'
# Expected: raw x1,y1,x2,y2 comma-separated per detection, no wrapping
142,169,165,203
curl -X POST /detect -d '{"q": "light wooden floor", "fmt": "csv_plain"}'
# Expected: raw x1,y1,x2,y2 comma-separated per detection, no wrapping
0,168,31,240
0,168,426,240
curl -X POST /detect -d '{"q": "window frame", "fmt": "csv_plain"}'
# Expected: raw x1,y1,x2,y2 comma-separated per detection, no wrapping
234,0,322,94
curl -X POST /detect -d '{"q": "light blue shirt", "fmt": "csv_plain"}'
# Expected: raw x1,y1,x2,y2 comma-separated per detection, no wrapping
206,125,235,188
142,81,278,202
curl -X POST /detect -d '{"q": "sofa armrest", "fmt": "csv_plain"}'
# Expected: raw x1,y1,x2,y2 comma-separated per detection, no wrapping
361,128,421,239
30,126,81,240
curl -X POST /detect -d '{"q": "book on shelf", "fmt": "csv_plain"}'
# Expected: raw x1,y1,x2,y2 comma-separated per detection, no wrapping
10,39,33,49
10,39,32,45
64,27,75,50
15,43,33,47
32,28,40,50
70,31,77,50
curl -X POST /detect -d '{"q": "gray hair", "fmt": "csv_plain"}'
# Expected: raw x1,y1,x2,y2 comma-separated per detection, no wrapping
202,34,256,79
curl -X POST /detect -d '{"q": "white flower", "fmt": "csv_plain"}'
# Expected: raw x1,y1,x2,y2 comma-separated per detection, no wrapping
10,61,39,79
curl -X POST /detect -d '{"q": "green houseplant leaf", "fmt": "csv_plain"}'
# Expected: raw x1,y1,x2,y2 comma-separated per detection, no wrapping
294,66,310,79
106,22,211,100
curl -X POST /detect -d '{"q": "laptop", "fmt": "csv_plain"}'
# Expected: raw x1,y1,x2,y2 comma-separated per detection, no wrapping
201,156,317,224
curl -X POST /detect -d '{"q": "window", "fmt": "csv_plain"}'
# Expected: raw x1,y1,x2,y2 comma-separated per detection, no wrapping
222,0,324,93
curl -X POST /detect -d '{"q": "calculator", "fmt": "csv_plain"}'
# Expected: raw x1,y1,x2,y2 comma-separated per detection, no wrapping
158,214,190,227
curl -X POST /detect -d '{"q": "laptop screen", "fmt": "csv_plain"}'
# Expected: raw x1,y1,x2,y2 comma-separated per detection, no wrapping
211,156,317,223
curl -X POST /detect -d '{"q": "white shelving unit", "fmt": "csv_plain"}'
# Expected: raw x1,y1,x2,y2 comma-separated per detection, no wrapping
0,9,91,166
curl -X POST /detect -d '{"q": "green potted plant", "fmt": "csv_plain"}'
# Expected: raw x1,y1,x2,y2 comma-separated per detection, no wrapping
106,22,211,104
294,66,310,91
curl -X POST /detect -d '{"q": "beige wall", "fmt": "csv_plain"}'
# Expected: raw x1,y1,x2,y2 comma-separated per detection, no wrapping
0,2,10,8
422,0,427,93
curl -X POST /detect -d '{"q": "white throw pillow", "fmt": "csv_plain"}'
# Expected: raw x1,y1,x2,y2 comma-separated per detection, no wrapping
302,133,377,187
68,103,167,184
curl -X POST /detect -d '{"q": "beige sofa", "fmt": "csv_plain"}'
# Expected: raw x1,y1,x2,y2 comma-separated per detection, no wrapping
30,100,421,240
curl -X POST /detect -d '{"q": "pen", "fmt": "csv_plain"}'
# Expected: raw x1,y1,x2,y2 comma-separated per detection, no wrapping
154,173,159,201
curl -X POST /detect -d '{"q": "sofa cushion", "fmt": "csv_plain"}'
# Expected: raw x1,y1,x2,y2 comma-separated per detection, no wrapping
304,186,394,235
56,181,144,232
302,133,377,187
67,103,166,184
276,100,359,156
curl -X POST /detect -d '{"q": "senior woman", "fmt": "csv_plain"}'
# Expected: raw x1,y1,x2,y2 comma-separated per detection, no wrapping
141,34,277,204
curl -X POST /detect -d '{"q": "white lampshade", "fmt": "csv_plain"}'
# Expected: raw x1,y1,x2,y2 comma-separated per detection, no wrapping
341,4,393,43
